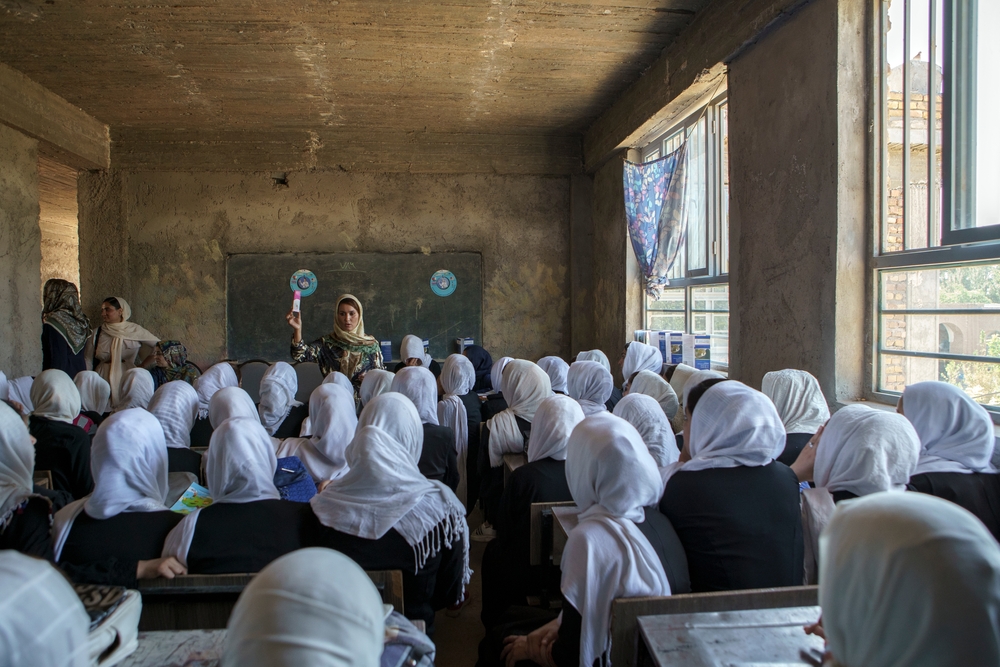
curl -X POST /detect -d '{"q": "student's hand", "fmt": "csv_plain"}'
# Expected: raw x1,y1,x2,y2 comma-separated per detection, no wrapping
501,635,529,667
791,424,824,483
137,556,187,580
317,480,333,493
526,618,560,667
804,615,825,639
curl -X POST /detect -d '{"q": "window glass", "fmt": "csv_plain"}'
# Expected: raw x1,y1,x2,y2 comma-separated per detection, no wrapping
973,2,1000,231
720,103,730,275
686,117,708,272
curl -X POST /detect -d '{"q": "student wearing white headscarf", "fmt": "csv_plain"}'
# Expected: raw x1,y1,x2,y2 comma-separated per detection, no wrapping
438,354,481,506
209,386,259,428
276,384,358,482
258,362,306,438
74,370,111,425
148,380,203,477
163,418,313,574
537,356,569,394
223,547,386,667
28,370,93,500
359,368,394,407
297,370,354,438
819,492,1000,667
614,393,680,483
900,381,1000,539
394,334,442,378
52,409,187,587
567,360,613,416
481,356,514,421
7,376,34,415
0,550,92,667
190,362,239,447
393,366,459,492
481,395,584,628
114,367,155,412
0,371,7,401
0,401,56,557
627,369,681,432
495,414,688,667
761,368,831,465
309,392,468,632
577,348,623,410
660,380,803,593
797,404,921,584
620,342,662,386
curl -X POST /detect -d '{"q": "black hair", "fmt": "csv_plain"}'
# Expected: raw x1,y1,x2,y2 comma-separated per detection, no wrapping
625,370,641,390
686,378,729,415
103,297,122,310
664,364,678,382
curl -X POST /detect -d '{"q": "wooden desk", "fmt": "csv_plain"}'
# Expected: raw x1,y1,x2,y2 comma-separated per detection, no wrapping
636,605,824,667
119,629,225,667
502,453,525,485
529,501,576,566
550,505,579,563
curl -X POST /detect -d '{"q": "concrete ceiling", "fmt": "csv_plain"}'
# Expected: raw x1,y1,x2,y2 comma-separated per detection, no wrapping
0,0,709,170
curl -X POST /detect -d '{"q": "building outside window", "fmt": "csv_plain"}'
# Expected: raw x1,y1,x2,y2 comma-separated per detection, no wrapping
641,91,730,369
874,0,1000,413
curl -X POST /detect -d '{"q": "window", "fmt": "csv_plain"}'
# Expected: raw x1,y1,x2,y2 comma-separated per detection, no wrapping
875,0,1000,412
641,92,730,369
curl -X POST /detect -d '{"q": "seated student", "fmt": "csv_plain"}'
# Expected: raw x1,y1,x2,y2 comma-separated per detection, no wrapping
297,370,354,437
29,370,94,499
794,404,920,584
114,367,155,411
276,384,357,482
480,356,514,421
626,369,680,433
818,492,1000,667
393,334,443,378
209,386,259,427
576,348,623,410
257,362,307,438
359,368,394,408
149,340,201,390
620,341,662,385
162,418,315,573
74,370,111,428
52,409,188,588
223,548,386,666
480,395,584,629
438,354,482,506
7,376,34,415
673,369,725,450
0,551,92,667
537,356,569,395
484,413,688,667
567,360,613,416
761,368,831,465
308,393,468,633
392,366,459,491
476,360,552,538
464,344,495,393
0,401,58,557
899,381,1000,541
148,380,203,478
190,362,239,447
614,393,680,488
661,379,803,593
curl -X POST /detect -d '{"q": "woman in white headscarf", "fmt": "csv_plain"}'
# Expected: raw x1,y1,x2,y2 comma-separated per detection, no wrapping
148,380,203,477
660,380,803,593
437,354,480,506
393,366,459,492
761,369,830,465
257,362,306,438
567,360,614,416
276,384,358,482
208,387,259,428
900,381,1000,540
0,401,55,557
394,334,442,378
537,356,569,395
162,418,311,574
0,551,92,667
359,368,394,407
223,547,386,667
627,369,681,432
297,370,355,438
7,376,34,415
819,492,1000,667
114,367,155,412
52,409,187,587
621,342,662,386
797,404,920,584
481,356,515,423
309,392,469,632
666,363,697,407
614,393,680,484
74,370,111,424
481,395,584,628
575,349,611,373
499,413,686,667
28,370,93,500
190,362,239,447
84,296,159,408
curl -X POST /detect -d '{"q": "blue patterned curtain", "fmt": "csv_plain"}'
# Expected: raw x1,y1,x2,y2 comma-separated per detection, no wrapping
623,143,689,298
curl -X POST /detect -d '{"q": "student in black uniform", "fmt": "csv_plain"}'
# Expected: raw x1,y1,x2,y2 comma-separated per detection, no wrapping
162,417,315,573
393,334,443,378
761,369,831,466
257,361,309,438
438,354,482,507
464,344,495,393
391,366,459,491
480,394,584,629
148,380,203,478
275,383,357,483
52,409,188,587
900,381,1000,539
482,413,688,667
73,370,111,428
660,379,803,593
308,392,468,634
190,362,239,448
28,369,93,499
0,401,58,557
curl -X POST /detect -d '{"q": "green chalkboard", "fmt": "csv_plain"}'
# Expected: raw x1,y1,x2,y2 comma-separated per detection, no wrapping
227,253,483,362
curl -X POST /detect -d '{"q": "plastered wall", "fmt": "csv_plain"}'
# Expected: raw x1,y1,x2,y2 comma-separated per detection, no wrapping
78,171,572,368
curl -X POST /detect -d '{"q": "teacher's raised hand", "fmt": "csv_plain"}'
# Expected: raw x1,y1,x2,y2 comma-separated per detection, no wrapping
286,308,302,344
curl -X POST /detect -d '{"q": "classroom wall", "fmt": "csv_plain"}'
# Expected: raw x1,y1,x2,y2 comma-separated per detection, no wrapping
77,171,572,368
0,123,42,378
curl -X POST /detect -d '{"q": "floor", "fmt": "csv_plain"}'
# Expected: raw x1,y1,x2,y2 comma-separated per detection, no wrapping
433,507,488,667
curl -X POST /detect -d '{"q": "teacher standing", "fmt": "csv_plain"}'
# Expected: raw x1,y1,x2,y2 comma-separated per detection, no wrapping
84,296,159,408
288,293,384,388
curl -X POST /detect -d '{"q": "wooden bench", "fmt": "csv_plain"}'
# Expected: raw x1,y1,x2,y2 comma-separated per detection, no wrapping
502,452,525,485
609,585,819,667
33,470,53,490
137,569,405,631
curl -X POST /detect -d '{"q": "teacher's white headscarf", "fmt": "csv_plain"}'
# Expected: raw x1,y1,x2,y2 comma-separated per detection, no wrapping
258,362,302,436
537,356,570,394
74,370,110,415
148,380,199,449
761,369,830,434
567,360,613,416
30,369,81,424
438,354,475,505
195,362,239,420
115,367,155,412
391,366,439,425
98,297,159,408
903,381,996,475
820,492,1000,667
276,384,358,482
526,395,584,463
487,360,553,467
